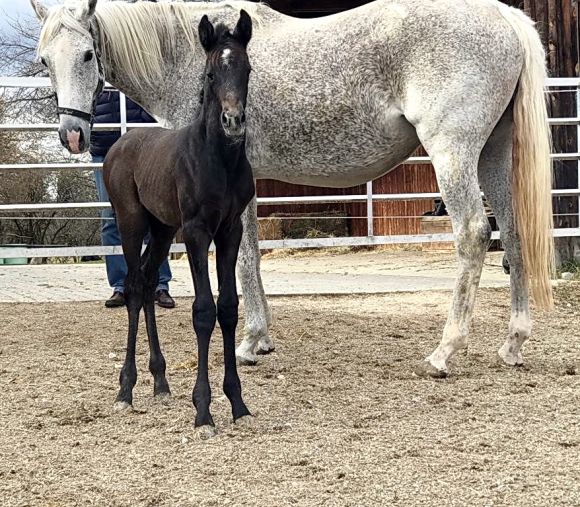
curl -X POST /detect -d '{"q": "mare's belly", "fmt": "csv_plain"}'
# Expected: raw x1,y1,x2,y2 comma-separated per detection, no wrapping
247,108,420,188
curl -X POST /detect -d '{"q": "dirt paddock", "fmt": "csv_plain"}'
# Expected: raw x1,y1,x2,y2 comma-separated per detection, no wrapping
1,284,580,506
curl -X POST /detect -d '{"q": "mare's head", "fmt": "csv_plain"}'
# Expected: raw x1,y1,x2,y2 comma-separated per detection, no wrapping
198,10,252,139
31,0,103,153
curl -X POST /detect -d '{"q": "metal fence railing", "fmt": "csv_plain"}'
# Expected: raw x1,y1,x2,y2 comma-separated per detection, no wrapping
0,76,579,259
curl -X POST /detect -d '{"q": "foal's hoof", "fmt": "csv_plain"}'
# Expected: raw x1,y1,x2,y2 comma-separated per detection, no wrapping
154,392,172,405
113,401,133,412
414,360,448,379
235,415,255,427
195,425,218,440
256,336,275,355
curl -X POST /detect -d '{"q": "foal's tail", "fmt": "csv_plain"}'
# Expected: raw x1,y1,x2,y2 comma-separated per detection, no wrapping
499,5,555,310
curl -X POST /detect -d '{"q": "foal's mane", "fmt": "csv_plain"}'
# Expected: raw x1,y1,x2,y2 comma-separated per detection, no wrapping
38,0,262,92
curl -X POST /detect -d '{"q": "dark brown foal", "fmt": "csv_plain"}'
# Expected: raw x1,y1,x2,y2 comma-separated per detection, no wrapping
104,11,254,436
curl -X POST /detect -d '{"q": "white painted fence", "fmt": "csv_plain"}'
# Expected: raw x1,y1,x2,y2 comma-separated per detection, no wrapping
0,76,579,259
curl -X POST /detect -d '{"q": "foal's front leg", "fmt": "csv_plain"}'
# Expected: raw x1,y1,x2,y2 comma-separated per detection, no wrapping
183,219,217,436
215,221,252,423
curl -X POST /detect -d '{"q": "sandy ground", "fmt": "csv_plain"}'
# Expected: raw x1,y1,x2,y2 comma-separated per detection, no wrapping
1,284,580,506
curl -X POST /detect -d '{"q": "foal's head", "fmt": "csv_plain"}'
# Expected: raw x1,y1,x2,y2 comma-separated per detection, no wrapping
198,10,252,139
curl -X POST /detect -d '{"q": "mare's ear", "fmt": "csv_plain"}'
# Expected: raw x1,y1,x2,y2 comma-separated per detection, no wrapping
30,0,49,21
233,10,252,48
75,0,98,21
198,15,215,53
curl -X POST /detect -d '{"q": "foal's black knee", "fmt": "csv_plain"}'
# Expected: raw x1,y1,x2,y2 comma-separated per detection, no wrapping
217,294,239,333
192,298,217,337
124,270,146,308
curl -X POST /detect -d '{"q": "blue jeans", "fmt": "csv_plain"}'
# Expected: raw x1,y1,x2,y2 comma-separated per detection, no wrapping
93,155,172,293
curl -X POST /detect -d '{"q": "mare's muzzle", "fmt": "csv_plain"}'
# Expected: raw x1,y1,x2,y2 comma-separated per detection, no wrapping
58,115,90,154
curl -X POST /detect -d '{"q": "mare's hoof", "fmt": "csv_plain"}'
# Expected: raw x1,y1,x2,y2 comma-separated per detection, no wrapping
497,344,524,367
414,360,448,379
196,425,218,440
237,353,258,366
256,337,275,355
235,415,255,427
113,401,133,412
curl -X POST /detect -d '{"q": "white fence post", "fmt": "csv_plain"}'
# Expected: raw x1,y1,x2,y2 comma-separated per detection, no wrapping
119,92,127,135
366,181,374,237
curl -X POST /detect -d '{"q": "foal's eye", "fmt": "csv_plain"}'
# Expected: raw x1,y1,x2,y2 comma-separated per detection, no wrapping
207,72,214,82
40,57,47,67
84,50,94,62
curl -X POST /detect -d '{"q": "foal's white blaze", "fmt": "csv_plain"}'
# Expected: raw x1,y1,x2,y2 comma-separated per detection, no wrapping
221,48,232,66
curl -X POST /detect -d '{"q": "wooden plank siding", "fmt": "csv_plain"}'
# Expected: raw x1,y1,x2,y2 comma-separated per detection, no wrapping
255,0,579,240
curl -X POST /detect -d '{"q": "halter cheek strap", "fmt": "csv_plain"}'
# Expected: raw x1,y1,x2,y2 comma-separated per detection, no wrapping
55,24,105,127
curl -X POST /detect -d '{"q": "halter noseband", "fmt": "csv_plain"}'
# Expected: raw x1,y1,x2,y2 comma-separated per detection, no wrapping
57,106,94,123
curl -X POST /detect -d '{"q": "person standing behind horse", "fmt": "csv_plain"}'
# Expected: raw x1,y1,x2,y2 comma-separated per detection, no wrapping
91,90,175,309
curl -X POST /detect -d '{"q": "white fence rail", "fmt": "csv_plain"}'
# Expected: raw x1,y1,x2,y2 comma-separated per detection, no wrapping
1,76,579,258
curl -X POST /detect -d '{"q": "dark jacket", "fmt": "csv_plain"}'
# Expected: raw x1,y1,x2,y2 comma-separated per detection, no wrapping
89,90,156,157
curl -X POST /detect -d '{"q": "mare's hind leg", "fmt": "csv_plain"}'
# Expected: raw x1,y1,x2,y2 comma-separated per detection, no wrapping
141,217,178,399
478,108,530,366
114,207,148,409
416,140,491,377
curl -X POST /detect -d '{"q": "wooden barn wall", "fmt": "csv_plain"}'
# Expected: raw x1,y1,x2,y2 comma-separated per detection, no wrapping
256,155,437,237
256,0,579,239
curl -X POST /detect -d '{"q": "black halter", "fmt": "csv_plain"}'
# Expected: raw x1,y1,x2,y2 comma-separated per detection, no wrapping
55,25,105,126
56,105,94,123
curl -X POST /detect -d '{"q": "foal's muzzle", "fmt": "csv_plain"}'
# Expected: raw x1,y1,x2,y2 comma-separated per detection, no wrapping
221,103,246,138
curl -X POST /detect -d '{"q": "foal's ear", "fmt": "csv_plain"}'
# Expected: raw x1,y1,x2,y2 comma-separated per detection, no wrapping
198,15,215,53
30,0,48,22
233,10,252,48
75,0,98,21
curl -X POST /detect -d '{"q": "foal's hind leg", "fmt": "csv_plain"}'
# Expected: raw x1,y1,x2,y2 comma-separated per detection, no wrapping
114,208,148,410
416,141,491,377
478,109,530,366
141,218,178,399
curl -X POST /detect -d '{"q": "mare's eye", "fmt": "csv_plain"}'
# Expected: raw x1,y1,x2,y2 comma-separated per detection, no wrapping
207,72,214,81
84,50,94,62
40,57,47,67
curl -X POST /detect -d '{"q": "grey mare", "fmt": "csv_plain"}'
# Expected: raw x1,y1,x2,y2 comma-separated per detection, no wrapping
32,0,554,378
